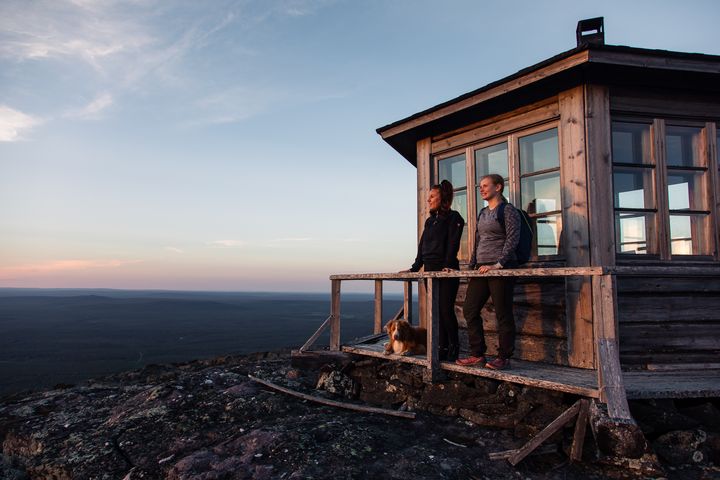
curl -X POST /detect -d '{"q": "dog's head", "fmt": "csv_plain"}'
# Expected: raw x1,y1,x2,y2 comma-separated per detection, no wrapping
384,319,399,340
385,319,412,341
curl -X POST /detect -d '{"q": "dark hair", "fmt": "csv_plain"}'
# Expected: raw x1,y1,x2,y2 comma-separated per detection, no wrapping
431,180,454,211
481,174,507,202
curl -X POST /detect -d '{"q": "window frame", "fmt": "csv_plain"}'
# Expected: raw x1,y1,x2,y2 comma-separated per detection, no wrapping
611,116,718,261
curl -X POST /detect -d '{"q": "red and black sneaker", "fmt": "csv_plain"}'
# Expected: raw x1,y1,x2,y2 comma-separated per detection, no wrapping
455,356,486,367
485,357,510,370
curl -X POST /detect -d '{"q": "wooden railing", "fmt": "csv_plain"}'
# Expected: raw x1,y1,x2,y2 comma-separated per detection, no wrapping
310,266,720,421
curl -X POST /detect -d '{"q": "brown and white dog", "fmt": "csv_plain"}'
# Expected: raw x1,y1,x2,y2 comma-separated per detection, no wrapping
383,319,427,356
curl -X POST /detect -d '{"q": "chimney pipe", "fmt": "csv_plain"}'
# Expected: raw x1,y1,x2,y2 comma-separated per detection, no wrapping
576,17,605,47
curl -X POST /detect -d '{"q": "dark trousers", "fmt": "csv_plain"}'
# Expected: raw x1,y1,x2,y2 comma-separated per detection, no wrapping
438,277,460,349
463,276,516,359
425,264,459,350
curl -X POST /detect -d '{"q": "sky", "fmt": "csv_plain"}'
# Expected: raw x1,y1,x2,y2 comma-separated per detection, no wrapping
1,0,719,292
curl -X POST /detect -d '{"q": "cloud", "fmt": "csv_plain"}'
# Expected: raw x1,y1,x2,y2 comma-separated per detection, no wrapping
64,92,114,119
269,237,311,243
165,246,184,254
207,240,246,248
0,259,141,278
0,105,43,142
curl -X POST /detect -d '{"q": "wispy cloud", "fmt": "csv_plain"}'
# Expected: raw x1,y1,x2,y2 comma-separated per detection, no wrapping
0,259,141,278
207,240,246,248
270,237,312,243
0,105,43,142
165,246,184,254
64,92,114,119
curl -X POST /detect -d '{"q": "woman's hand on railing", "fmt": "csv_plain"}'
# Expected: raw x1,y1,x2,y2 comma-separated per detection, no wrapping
398,269,411,273
441,267,455,272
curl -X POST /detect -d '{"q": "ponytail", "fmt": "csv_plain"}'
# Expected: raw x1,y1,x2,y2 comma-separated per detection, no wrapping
431,180,454,211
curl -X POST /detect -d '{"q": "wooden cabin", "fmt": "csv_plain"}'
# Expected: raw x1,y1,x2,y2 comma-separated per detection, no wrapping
298,19,720,433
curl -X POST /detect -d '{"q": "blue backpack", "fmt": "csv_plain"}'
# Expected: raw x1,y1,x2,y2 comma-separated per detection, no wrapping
495,202,534,265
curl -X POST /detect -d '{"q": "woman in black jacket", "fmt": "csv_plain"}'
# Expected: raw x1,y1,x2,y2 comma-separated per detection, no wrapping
405,180,465,361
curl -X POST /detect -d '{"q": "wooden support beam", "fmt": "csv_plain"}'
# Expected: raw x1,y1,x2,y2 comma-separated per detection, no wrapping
299,315,332,353
592,274,632,420
374,280,383,334
424,278,441,383
418,279,427,329
570,399,590,462
403,281,413,323
488,400,583,466
330,279,341,351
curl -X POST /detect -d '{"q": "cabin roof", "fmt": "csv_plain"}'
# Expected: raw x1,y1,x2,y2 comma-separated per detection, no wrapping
377,43,720,166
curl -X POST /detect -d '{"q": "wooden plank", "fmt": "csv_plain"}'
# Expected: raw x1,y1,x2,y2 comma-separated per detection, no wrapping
417,137,431,328
374,280,383,334
610,88,720,119
617,295,720,323
341,344,429,367
609,266,720,276
707,123,719,261
403,281,413,323
248,375,416,419
559,86,594,369
584,84,615,266
570,399,590,462
431,100,560,154
507,400,582,466
617,276,720,294
588,49,720,74
418,279,427,329
299,315,332,353
619,322,720,349
330,279,341,351
425,278,441,382
623,369,720,399
379,50,590,140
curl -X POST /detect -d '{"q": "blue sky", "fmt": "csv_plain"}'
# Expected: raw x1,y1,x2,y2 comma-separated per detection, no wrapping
1,0,719,292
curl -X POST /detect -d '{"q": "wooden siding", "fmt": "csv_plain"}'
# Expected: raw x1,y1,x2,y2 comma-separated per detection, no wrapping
617,276,720,367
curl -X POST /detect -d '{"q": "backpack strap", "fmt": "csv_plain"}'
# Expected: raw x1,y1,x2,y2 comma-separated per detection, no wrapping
496,202,507,231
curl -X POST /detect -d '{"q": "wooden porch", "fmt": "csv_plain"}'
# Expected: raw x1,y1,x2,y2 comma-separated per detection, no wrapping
298,266,720,421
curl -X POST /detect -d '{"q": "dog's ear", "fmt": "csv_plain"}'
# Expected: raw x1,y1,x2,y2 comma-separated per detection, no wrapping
383,320,393,333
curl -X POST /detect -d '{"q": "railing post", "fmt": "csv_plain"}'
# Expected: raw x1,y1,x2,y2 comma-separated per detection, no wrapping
592,273,631,420
424,277,441,383
374,280,383,334
418,278,427,329
403,281,413,323
330,279,341,351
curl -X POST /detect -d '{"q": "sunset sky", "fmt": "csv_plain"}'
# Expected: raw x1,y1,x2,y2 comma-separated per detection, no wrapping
1,0,718,292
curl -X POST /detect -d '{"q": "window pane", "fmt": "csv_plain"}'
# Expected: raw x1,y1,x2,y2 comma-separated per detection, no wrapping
668,171,706,211
459,228,468,261
613,167,655,209
476,183,511,209
615,212,655,254
666,126,702,167
521,171,560,214
670,214,711,255
612,122,652,165
519,128,559,173
475,142,508,179
535,214,561,255
452,190,467,222
438,154,466,188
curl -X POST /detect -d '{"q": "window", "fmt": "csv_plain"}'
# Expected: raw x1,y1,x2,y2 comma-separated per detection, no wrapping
611,120,714,258
434,125,562,262
437,152,468,259
665,126,711,255
611,122,656,254
519,128,561,255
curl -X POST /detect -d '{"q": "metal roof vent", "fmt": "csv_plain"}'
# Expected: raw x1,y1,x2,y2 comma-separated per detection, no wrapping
576,17,605,47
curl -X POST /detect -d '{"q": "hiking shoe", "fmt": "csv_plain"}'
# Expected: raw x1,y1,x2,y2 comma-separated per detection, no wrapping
485,357,510,370
455,356,486,366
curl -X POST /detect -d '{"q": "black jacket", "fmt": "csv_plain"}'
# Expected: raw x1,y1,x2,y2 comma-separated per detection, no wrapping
410,209,465,272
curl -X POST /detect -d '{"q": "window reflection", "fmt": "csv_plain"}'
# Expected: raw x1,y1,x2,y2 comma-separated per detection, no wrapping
438,154,467,188
535,214,561,255
615,212,654,254
612,122,652,164
613,168,654,209
666,126,701,167
670,214,710,256
475,143,508,179
667,172,704,211
520,129,559,172
521,172,560,214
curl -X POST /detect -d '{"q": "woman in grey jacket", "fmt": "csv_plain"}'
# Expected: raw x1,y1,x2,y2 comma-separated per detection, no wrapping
456,174,520,370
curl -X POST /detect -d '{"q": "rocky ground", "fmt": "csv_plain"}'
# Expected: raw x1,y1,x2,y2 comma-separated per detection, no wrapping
1,350,719,480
